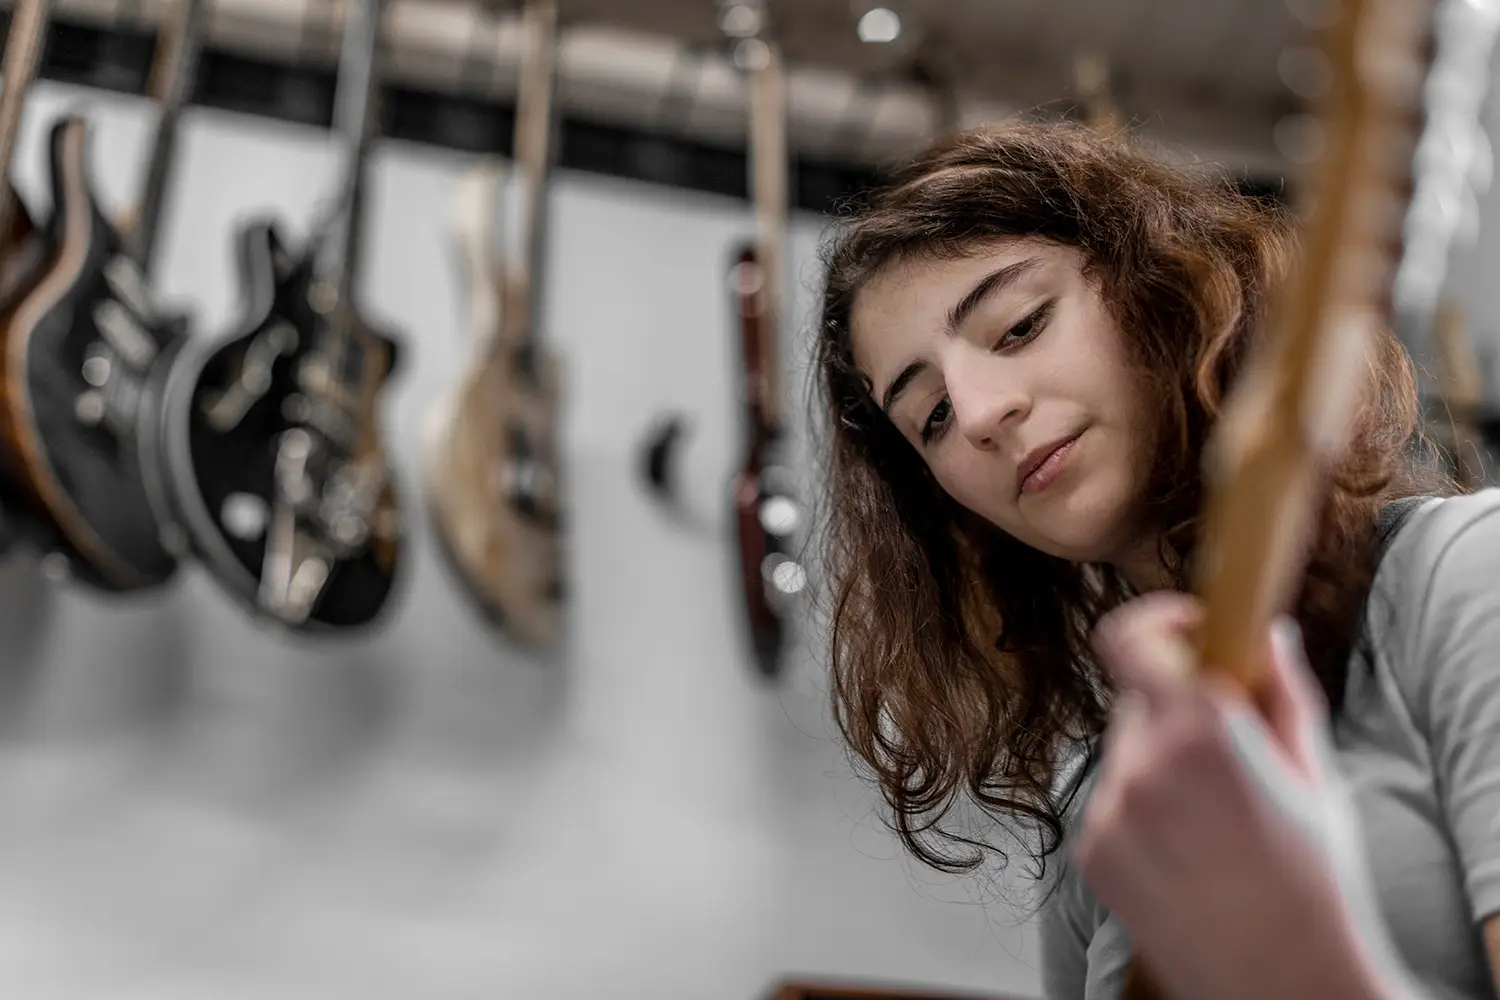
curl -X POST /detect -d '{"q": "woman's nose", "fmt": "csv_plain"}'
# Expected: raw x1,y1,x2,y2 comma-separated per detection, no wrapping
950,369,1030,450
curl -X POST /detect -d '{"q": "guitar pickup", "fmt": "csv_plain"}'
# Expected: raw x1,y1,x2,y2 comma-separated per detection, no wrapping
203,322,298,432
93,300,158,372
103,256,159,324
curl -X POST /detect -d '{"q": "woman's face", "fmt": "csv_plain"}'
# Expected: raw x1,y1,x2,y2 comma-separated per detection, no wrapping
850,238,1157,570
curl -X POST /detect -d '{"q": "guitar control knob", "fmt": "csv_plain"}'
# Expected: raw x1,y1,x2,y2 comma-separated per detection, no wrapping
74,390,106,427
309,281,338,314
81,354,112,387
761,553,807,596
757,494,801,537
39,552,71,584
332,516,365,547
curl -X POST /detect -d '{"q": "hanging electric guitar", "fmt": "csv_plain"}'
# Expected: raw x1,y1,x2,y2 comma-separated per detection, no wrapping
1121,0,1495,996
728,36,805,679
1429,299,1489,487
424,0,564,648
638,32,805,676
0,0,201,592
160,0,403,629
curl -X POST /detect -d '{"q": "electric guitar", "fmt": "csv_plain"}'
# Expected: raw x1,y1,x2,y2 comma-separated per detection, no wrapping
0,0,197,592
424,0,564,649
160,0,403,629
636,32,806,676
1121,0,1496,995
1430,299,1488,487
728,36,805,678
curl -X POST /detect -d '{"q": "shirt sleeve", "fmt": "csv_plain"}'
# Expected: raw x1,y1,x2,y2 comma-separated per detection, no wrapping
1038,761,1135,1000
1039,854,1132,1000
1398,494,1500,923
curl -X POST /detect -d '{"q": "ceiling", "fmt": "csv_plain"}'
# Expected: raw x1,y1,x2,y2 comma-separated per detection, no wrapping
554,0,1303,167
45,0,1305,173
569,0,1298,111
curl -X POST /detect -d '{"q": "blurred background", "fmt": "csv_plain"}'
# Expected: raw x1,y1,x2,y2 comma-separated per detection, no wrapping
0,0,1491,997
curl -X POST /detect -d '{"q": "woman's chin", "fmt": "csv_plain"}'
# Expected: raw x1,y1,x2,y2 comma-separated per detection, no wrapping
1020,490,1138,565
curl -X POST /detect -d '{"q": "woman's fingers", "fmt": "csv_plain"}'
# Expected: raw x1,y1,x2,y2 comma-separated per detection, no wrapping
1211,615,1331,786
1091,592,1204,707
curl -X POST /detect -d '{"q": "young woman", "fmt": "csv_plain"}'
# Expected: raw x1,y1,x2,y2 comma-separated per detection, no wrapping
814,120,1500,1000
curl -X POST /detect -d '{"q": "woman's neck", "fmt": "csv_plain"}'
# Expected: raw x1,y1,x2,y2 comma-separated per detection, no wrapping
1112,533,1176,593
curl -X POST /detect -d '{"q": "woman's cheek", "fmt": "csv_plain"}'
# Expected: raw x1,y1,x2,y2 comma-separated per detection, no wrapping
938,462,1006,523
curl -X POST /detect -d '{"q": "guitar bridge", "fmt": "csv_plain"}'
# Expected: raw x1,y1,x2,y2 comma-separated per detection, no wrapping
202,322,298,432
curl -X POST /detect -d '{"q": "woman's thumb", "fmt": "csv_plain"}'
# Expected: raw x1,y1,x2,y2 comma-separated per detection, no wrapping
1263,615,1332,781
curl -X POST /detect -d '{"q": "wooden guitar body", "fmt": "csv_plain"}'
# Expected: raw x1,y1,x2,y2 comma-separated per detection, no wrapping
0,185,48,560
425,2,566,651
0,182,46,311
731,452,785,675
0,115,186,591
161,219,401,628
425,258,563,649
729,243,801,677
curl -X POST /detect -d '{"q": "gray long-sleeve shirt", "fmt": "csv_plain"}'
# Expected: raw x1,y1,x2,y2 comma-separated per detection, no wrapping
1040,490,1500,1000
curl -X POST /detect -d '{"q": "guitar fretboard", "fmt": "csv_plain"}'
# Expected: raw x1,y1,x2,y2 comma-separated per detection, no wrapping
0,0,54,245
130,0,210,278
313,0,387,351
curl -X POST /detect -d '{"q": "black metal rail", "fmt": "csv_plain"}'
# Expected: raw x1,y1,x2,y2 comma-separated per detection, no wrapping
9,14,1285,215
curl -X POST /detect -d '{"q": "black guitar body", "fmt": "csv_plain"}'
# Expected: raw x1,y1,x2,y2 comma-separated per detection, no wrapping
0,116,185,591
160,218,401,629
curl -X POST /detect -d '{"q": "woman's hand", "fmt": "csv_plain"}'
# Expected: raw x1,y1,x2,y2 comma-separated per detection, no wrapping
1072,592,1411,1000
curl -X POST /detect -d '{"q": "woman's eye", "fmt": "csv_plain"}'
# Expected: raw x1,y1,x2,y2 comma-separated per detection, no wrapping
996,300,1054,349
920,398,951,444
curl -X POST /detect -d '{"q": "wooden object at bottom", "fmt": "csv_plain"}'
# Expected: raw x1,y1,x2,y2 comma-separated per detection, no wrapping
763,978,1033,1000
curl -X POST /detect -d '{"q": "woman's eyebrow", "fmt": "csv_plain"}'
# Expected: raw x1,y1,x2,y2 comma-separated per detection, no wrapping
880,359,931,414
945,257,1042,335
874,257,1041,414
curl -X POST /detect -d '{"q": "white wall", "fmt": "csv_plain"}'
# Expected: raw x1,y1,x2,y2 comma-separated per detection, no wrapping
0,81,1041,999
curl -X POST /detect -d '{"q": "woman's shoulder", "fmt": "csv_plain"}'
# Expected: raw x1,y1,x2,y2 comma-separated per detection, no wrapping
1366,487,1500,728
1376,488,1500,606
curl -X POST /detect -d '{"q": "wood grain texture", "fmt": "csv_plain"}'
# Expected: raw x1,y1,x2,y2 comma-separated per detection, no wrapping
1122,0,1437,995
425,0,565,649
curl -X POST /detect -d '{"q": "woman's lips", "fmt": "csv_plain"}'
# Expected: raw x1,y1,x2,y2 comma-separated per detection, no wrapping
1019,433,1082,496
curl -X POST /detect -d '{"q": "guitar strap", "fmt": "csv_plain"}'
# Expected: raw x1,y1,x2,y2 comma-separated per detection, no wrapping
1375,494,1437,551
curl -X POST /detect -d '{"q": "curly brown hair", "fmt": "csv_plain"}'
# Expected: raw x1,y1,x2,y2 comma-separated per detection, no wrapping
814,120,1455,881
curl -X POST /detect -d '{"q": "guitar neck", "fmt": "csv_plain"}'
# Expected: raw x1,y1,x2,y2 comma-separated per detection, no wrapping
0,0,54,243
131,0,209,277
496,0,559,352
746,40,788,433
1074,50,1119,131
1194,0,1437,689
314,0,387,313
1433,300,1485,486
